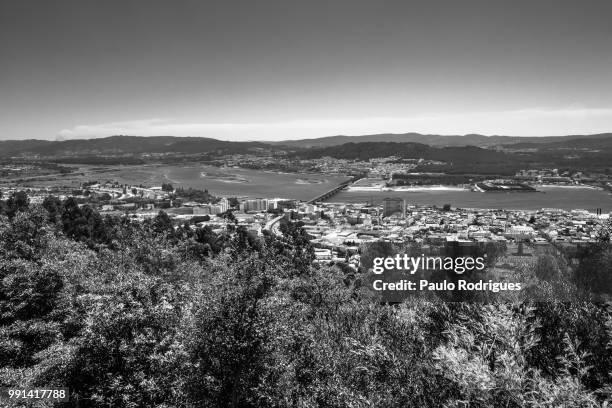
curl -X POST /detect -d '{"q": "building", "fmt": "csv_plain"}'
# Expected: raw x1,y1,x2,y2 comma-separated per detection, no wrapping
504,225,536,240
241,198,269,212
219,197,230,213
194,204,224,215
382,197,404,217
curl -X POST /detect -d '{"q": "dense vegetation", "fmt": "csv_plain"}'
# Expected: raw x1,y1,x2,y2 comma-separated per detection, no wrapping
3,135,612,175
1,192,612,407
293,142,533,175
294,142,511,163
295,141,612,175
0,136,271,159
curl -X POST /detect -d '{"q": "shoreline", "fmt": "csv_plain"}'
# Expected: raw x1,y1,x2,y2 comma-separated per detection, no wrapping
536,184,604,190
347,184,606,193
347,185,468,192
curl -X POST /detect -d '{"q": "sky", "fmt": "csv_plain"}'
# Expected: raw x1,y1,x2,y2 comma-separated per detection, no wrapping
1,0,612,141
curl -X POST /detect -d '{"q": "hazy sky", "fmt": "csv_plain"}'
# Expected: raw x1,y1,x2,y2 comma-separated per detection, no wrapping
1,0,612,141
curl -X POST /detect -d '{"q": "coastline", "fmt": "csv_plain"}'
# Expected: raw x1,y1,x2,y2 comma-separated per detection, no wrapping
347,185,468,192
536,184,604,190
346,184,606,193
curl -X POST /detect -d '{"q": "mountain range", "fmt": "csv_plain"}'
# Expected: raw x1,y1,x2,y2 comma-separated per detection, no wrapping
272,132,612,148
0,136,269,158
1,133,612,159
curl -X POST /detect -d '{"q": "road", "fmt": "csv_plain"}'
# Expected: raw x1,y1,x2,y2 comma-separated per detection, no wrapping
264,214,285,235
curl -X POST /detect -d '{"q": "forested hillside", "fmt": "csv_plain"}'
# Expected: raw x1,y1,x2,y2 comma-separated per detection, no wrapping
1,192,612,407
0,136,272,158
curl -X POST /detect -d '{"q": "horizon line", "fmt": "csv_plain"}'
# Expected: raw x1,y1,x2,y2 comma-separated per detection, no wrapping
3,131,610,143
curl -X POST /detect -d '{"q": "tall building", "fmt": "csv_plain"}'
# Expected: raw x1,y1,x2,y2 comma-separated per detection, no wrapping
219,197,230,213
382,197,403,217
243,198,269,212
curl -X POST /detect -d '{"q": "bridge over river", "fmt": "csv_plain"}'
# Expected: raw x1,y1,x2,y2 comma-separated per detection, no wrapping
307,179,354,204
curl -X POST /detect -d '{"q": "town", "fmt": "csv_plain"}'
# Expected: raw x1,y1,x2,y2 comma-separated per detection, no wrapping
2,178,607,270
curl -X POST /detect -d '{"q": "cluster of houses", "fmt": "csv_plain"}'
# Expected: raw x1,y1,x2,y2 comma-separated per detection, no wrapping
2,182,608,272
290,202,608,265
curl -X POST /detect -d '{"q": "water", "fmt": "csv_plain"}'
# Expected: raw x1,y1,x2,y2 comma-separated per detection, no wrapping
106,164,612,211
19,164,349,201
331,187,612,211
157,165,351,200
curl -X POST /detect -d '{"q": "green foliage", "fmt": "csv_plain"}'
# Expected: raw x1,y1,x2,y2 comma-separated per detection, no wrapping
0,200,611,407
433,304,601,407
174,186,216,203
42,195,62,223
218,209,237,224
187,254,276,407
0,209,64,368
2,191,29,219
359,241,398,271
534,254,562,281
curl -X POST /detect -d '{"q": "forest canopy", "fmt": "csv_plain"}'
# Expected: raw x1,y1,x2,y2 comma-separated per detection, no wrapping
1,192,612,407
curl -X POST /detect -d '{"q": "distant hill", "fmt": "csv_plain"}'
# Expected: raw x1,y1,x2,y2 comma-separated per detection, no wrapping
2,133,612,168
274,132,612,148
292,141,511,162
0,139,55,156
291,139,612,175
0,135,274,158
291,141,533,175
503,133,612,150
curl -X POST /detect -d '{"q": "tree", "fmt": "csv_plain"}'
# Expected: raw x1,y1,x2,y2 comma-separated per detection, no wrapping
534,254,561,281
571,218,612,297
228,197,240,208
359,240,397,271
219,209,237,224
1,196,611,407
192,215,210,223
56,272,188,407
187,254,275,407
42,195,62,222
153,210,174,234
61,198,105,246
4,190,29,219
0,208,64,367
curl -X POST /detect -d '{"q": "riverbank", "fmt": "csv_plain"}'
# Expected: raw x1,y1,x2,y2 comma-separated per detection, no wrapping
535,184,604,190
331,186,612,211
347,185,467,192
